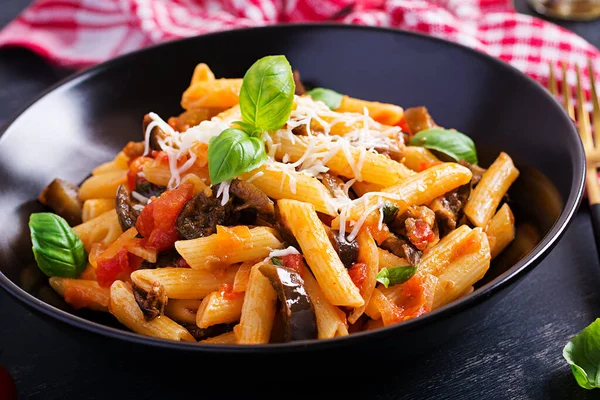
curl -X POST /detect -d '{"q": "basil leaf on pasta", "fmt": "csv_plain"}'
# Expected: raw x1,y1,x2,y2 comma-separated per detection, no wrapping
306,88,343,110
208,128,267,185
239,55,295,132
563,318,600,390
375,266,418,288
29,212,87,278
409,128,478,165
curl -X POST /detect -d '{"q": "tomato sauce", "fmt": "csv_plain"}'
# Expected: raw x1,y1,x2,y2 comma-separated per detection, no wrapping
348,262,368,292
96,248,141,287
219,283,244,300
281,254,303,274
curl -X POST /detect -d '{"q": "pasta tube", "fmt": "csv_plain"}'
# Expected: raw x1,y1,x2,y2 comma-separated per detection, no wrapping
130,266,237,299
109,281,195,342
175,226,283,269
278,199,364,308
485,203,515,259
464,152,519,227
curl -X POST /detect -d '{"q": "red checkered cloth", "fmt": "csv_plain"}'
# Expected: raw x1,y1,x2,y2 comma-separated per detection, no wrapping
1,0,599,105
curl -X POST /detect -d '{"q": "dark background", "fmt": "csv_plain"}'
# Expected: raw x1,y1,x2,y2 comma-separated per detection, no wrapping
1,1,600,399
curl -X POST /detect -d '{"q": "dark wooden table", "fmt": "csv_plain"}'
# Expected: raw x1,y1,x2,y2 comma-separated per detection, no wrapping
2,1,600,399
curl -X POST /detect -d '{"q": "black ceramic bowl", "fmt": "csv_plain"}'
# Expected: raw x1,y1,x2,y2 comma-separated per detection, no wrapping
0,24,584,355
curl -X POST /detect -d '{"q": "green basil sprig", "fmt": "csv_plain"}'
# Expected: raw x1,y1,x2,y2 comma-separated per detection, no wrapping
208,55,295,184
271,257,284,266
306,88,343,110
29,212,87,278
563,318,600,390
376,265,418,288
208,128,268,184
409,128,478,165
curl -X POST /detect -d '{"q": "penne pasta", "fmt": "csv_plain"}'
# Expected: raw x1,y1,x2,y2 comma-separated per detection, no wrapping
109,281,195,342
278,199,364,308
73,209,122,252
270,134,414,186
142,159,209,188
402,146,440,172
240,163,337,216
233,261,253,293
196,290,244,328
378,248,409,270
352,181,385,197
79,170,127,201
485,203,516,259
190,63,215,85
92,151,129,175
82,198,115,222
130,266,238,299
236,262,278,344
337,96,404,126
201,331,237,344
164,299,202,325
181,79,243,110
175,226,283,269
432,228,491,309
417,225,472,277
464,152,520,227
333,162,472,227
50,277,110,312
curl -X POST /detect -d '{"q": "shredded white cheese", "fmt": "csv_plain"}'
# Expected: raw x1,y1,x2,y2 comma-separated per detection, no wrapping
216,180,232,206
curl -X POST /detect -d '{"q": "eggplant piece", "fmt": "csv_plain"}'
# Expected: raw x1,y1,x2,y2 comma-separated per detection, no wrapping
430,184,471,237
176,191,237,240
259,264,317,342
122,141,145,158
325,227,359,268
381,234,422,266
458,160,486,188
116,184,142,231
134,178,166,199
293,70,306,96
132,282,167,321
143,114,167,151
38,179,83,226
140,248,187,269
403,106,436,134
184,323,235,341
229,179,275,218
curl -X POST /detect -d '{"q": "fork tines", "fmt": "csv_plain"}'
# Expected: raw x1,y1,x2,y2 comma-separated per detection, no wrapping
549,60,600,204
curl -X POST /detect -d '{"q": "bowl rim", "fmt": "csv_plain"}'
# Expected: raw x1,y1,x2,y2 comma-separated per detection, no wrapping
0,23,585,353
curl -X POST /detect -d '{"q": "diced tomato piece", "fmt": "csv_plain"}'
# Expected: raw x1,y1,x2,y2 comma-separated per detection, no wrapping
151,150,169,164
397,116,411,136
96,248,141,287
127,156,153,191
407,219,434,251
418,160,443,172
135,183,194,252
219,283,244,300
348,262,368,292
281,254,304,274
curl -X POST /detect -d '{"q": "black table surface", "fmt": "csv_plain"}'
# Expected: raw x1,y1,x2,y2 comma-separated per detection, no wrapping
2,1,600,399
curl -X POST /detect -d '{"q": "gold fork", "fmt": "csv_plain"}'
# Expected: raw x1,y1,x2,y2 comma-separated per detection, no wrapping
549,60,600,244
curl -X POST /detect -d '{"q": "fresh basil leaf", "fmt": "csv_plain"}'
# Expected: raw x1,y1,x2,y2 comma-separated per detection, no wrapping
271,257,284,266
29,212,87,278
382,203,399,224
409,128,478,165
232,120,256,135
376,265,418,288
563,318,600,390
239,55,295,132
306,88,343,110
208,128,267,185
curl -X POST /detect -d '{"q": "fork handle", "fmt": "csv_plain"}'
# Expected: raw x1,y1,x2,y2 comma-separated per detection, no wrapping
591,203,600,253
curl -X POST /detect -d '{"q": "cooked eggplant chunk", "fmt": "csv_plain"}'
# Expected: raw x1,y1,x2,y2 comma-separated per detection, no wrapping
381,234,422,266
430,184,470,237
134,179,166,199
293,70,306,96
176,190,237,240
185,323,235,341
403,106,436,134
116,184,142,231
229,179,275,218
325,227,359,268
38,178,83,226
259,264,318,342
132,282,167,321
140,248,187,269
459,160,486,188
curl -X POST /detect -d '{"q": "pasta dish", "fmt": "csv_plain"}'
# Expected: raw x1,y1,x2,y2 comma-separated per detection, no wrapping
28,56,519,344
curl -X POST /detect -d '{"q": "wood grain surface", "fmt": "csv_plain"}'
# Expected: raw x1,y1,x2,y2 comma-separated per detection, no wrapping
1,1,600,399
